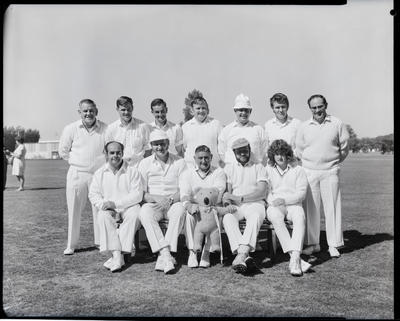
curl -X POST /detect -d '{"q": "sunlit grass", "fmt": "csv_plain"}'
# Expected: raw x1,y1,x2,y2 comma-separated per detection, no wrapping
2,154,393,318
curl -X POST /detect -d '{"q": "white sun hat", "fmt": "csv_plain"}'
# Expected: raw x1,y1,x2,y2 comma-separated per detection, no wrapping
149,129,169,143
233,93,252,110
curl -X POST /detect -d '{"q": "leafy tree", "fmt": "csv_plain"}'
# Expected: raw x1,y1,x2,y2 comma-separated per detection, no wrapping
3,126,40,151
346,124,361,153
180,89,204,125
25,129,40,143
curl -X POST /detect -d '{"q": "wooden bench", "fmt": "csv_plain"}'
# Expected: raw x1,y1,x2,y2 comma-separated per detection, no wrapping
134,217,293,258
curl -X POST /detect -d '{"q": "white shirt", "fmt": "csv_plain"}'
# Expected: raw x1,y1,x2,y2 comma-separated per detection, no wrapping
218,120,268,165
182,116,223,168
105,117,150,166
295,115,349,170
88,161,143,212
58,119,108,173
179,166,227,204
264,116,301,154
224,160,268,205
266,164,308,206
137,153,187,196
149,120,183,154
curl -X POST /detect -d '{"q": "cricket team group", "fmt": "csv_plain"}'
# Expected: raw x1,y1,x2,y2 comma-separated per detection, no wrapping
58,92,349,277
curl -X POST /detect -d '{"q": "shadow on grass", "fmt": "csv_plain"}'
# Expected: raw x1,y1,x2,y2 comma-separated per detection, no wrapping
4,187,66,191
342,229,394,252
75,246,99,253
27,187,65,191
302,230,394,267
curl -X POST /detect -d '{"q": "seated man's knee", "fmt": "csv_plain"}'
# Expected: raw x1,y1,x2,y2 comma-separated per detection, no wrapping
97,210,116,225
267,207,284,223
169,202,186,219
222,213,236,225
290,207,306,224
139,203,155,221
124,205,141,220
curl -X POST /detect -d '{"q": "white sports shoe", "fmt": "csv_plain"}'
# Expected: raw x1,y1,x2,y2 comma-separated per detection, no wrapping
163,256,175,274
63,248,74,255
155,255,165,271
328,246,341,258
289,256,302,277
188,251,199,268
103,257,114,270
104,255,125,270
199,250,210,268
300,259,312,273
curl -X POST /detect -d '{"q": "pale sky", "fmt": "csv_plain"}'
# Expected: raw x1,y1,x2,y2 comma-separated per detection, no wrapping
3,1,393,141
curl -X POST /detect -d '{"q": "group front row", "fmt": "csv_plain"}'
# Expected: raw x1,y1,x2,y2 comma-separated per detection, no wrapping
84,130,315,277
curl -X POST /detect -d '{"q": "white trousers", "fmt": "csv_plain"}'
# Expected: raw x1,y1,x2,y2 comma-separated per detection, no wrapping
303,167,343,248
97,205,141,253
222,202,266,254
267,204,305,253
139,202,186,253
66,167,99,249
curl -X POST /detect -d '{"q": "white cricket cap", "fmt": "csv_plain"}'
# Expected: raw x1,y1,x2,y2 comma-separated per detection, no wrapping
149,130,169,143
233,93,252,110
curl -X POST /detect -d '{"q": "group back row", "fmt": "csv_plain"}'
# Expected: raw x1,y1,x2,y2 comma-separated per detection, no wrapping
59,92,349,170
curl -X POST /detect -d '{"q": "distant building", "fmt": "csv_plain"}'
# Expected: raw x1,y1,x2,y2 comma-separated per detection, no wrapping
25,140,60,159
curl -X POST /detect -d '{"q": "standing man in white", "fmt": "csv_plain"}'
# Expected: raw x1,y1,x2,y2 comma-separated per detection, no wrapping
296,94,349,258
148,98,184,157
105,96,150,166
59,99,108,255
138,130,187,274
182,96,223,169
218,94,268,166
89,141,143,272
264,93,301,155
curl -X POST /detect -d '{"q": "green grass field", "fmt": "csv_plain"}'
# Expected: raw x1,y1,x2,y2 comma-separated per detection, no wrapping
2,153,394,318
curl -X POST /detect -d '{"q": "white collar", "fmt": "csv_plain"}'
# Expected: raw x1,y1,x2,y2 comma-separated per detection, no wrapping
272,115,292,126
104,160,128,174
309,114,331,125
274,163,291,176
233,120,255,128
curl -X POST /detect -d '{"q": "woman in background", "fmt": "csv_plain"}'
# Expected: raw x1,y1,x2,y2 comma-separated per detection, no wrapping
11,136,26,191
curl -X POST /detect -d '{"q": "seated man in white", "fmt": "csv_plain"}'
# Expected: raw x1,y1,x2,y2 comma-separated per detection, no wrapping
138,130,187,274
180,145,227,268
88,141,143,272
222,138,268,274
265,139,311,276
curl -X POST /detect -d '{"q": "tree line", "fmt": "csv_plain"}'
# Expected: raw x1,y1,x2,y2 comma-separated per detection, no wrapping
346,125,393,154
3,126,40,152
